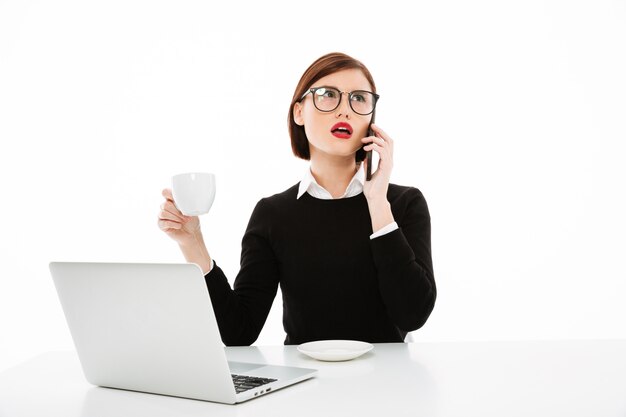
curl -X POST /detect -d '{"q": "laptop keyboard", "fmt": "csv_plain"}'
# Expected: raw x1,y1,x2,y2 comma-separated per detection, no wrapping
231,374,277,394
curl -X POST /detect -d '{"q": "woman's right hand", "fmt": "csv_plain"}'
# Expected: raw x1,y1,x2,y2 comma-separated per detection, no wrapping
157,188,201,246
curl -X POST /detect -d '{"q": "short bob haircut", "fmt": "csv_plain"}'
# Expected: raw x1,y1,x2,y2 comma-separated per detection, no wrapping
288,52,377,163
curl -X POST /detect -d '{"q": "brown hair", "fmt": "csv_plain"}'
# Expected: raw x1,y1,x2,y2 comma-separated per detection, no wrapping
288,52,377,162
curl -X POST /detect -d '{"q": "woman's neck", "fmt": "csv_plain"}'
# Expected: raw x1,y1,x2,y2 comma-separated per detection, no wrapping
309,154,358,199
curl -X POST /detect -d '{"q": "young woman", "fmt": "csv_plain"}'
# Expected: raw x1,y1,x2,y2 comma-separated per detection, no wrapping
158,52,436,346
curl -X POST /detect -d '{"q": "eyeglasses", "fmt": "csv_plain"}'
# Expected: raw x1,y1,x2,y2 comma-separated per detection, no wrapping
300,86,380,116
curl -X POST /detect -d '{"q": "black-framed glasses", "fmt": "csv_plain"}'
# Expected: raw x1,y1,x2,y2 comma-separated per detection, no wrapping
300,86,380,116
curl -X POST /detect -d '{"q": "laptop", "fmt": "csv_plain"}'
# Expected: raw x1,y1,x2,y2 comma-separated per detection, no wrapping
49,262,317,404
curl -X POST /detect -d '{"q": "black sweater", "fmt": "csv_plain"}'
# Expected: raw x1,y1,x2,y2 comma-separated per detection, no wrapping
204,182,436,345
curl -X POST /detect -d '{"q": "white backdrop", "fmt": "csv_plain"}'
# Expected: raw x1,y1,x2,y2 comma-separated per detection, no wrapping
1,0,625,372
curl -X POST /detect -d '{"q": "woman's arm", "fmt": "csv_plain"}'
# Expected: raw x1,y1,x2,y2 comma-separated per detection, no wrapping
370,188,436,331
203,198,280,346
159,189,278,346
361,125,436,331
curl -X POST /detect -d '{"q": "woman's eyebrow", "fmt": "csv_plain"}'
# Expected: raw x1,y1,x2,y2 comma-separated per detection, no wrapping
314,84,372,91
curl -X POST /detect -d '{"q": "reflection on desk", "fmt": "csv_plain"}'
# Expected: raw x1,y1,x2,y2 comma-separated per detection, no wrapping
1,341,625,417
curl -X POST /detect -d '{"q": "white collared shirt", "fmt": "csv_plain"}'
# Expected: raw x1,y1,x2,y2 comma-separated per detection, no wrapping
297,163,398,239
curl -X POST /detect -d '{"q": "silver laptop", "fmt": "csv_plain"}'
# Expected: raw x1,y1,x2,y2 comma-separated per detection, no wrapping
49,262,317,404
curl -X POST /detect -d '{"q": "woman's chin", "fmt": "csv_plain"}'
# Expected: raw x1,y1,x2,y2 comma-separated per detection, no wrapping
310,144,359,159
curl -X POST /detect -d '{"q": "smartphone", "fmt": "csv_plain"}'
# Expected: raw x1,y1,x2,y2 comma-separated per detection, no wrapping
365,113,376,181
366,126,374,181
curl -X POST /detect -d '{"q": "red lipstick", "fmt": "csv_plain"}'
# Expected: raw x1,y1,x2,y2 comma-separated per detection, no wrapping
331,122,353,139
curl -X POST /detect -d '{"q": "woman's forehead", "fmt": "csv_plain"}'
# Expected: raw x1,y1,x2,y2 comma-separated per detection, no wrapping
314,69,372,91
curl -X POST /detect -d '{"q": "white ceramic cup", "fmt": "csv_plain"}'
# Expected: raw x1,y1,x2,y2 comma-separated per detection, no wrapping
171,172,216,216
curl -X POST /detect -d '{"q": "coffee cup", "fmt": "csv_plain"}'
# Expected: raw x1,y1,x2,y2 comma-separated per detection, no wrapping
171,172,216,216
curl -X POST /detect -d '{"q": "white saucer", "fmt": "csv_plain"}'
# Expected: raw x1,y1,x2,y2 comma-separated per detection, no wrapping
297,340,374,362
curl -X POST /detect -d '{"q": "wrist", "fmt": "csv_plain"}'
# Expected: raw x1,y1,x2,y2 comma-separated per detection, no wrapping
366,196,389,206
178,229,204,249
367,199,395,234
178,231,212,272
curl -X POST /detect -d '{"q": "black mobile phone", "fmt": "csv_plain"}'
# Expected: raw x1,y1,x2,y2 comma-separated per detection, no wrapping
366,127,374,181
365,113,376,181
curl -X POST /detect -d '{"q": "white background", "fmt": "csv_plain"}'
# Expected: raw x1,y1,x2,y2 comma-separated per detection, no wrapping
1,0,625,373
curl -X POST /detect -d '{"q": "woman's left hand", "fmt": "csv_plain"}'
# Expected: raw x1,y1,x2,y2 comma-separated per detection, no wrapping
362,123,394,202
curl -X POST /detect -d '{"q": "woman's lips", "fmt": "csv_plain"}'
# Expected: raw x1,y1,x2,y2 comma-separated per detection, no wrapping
332,131,352,139
331,122,353,139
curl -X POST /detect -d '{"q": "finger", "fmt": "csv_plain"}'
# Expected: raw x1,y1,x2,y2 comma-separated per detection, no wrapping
159,209,185,223
364,143,392,165
363,142,389,154
157,218,182,231
364,148,393,177
363,143,387,155
160,200,186,221
162,188,174,202
362,136,387,147
371,124,393,144
361,135,386,146
363,134,393,158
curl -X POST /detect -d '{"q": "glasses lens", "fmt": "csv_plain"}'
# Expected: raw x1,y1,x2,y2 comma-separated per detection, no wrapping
312,87,341,112
350,91,376,115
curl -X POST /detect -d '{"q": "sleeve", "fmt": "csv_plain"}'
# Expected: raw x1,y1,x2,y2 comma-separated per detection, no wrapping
203,198,280,346
202,258,215,275
370,188,436,331
370,221,399,239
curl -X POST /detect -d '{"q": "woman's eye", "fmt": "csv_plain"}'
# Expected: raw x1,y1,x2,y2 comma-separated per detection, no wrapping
352,94,366,102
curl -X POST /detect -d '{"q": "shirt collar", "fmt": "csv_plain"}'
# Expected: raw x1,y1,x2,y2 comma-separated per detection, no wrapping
297,163,366,199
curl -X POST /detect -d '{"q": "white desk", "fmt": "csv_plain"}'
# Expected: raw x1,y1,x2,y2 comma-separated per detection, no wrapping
1,340,625,416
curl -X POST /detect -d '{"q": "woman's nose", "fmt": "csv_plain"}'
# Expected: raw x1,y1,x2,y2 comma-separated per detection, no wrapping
335,93,352,118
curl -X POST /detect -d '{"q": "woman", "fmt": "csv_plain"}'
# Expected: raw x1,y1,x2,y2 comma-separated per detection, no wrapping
157,52,436,346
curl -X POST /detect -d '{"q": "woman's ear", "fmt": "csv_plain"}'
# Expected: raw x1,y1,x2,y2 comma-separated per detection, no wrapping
293,102,304,126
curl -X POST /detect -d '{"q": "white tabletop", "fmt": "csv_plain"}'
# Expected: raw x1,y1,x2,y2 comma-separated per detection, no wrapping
1,340,625,417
